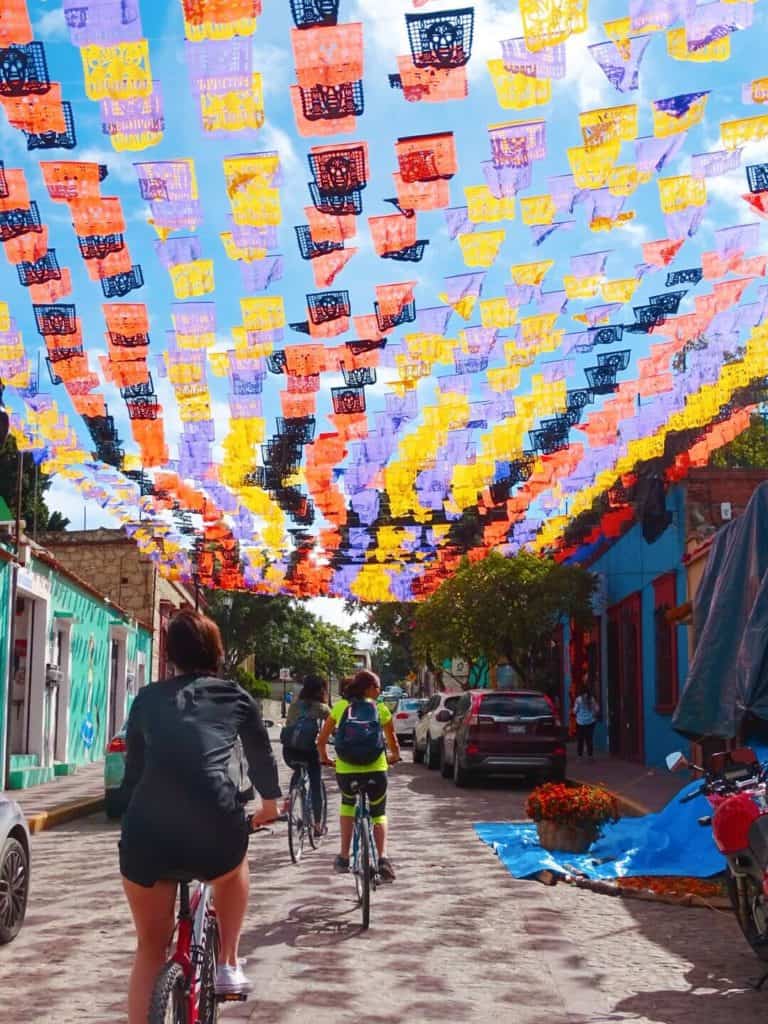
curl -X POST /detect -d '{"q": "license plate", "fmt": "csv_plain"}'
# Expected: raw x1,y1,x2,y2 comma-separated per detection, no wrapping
507,725,526,734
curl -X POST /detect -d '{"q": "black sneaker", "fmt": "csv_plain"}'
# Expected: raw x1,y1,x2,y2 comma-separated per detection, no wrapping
379,857,396,882
333,855,350,874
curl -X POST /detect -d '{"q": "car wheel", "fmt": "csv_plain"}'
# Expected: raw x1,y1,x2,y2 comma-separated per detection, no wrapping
0,836,29,944
425,736,438,770
453,752,471,788
440,742,452,779
412,736,424,764
105,789,126,820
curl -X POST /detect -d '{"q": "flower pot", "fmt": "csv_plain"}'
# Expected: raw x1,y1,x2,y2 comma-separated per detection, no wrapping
536,820,597,854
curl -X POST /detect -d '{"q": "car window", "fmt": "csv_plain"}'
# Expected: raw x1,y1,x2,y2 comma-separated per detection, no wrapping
481,694,552,717
400,699,422,711
446,695,464,714
428,695,439,712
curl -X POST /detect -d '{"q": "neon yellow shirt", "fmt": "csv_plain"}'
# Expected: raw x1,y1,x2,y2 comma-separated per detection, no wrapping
330,698,392,774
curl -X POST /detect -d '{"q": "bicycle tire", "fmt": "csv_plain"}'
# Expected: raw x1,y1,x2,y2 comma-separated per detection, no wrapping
288,784,305,864
148,961,188,1024
198,916,220,1024
308,778,328,850
359,823,371,930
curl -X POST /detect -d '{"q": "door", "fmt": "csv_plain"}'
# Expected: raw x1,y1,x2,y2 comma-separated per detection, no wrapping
607,594,644,762
9,597,31,754
42,629,64,768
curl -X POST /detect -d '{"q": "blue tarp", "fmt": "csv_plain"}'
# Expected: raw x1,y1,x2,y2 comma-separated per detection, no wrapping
475,780,726,880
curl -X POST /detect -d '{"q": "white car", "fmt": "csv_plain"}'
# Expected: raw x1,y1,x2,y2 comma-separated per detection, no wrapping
392,698,428,743
413,691,463,769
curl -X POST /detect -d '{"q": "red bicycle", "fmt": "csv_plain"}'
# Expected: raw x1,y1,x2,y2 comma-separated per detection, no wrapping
148,825,276,1023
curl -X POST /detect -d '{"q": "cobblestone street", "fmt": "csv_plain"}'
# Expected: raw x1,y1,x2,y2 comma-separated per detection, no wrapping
3,756,767,1024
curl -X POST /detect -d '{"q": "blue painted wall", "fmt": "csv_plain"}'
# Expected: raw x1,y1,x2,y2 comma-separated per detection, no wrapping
570,485,689,769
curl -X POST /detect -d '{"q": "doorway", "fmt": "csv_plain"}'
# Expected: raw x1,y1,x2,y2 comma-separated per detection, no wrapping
10,591,48,761
607,593,645,763
108,628,128,740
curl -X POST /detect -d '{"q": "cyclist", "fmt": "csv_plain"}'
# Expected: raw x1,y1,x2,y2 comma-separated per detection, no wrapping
317,669,401,881
119,609,281,1023
282,673,331,833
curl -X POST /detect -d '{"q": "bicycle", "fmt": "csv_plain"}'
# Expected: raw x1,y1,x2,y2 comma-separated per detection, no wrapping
288,760,328,864
148,825,276,1024
349,778,380,931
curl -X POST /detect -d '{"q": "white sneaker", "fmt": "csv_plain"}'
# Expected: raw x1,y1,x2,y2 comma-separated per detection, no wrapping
215,962,252,995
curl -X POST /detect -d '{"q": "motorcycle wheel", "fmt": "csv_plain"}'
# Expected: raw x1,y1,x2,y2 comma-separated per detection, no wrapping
727,873,768,963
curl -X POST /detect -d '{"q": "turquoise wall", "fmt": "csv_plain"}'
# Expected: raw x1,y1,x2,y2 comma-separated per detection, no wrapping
570,486,689,769
0,558,11,784
33,558,151,765
127,626,153,714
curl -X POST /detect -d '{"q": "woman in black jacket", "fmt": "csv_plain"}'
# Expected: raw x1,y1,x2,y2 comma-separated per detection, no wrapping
120,609,281,1022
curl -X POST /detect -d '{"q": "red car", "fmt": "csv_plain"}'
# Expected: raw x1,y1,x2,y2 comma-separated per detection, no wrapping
440,690,566,787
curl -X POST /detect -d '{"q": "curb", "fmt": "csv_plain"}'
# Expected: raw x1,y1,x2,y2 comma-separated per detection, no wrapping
26,795,105,834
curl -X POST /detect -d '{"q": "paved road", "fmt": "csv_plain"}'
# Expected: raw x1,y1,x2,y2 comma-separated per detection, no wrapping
3,754,768,1024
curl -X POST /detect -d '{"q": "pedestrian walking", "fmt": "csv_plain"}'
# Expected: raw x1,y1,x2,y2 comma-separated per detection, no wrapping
574,686,600,758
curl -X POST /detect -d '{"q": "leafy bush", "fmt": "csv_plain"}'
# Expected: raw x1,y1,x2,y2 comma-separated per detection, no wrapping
233,667,272,699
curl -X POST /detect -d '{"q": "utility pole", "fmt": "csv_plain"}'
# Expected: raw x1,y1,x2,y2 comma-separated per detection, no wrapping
4,450,24,788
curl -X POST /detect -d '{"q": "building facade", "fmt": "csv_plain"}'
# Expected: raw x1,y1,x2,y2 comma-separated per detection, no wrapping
1,540,151,789
39,529,196,680
563,469,768,768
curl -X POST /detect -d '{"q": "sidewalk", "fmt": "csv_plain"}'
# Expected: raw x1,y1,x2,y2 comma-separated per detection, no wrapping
3,761,104,834
567,751,687,815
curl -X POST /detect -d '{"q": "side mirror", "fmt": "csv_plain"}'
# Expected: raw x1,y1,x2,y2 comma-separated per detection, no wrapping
435,708,454,723
666,751,688,772
263,719,275,729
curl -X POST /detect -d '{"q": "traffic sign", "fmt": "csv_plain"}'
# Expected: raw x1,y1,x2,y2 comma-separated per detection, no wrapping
279,667,291,681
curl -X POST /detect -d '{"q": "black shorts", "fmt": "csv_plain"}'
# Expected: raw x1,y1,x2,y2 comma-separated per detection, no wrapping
119,809,249,889
336,771,388,822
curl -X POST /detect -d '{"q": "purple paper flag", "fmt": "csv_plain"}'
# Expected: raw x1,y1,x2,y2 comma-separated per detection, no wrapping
442,272,486,302
571,251,611,277
416,306,453,334
548,174,586,213
588,35,652,93
172,302,216,334
186,38,252,95
584,302,622,325
684,1,753,52
589,190,625,222
241,256,284,291
444,207,473,239
635,134,687,174
664,207,705,238
462,326,498,355
715,223,761,254
506,284,538,306
64,0,143,46
154,235,201,268
538,290,568,314
489,119,546,169
631,0,694,31
481,160,532,198
500,37,566,79
229,220,279,250
690,149,742,177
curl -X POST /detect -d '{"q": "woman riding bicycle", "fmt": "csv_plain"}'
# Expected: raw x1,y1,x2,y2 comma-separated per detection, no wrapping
119,609,281,1023
317,669,400,881
282,673,331,834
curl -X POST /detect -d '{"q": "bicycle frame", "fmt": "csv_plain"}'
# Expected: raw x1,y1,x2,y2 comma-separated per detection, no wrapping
352,793,379,883
170,881,212,1024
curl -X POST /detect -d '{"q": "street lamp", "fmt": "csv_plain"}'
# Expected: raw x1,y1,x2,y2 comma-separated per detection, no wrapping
280,633,289,718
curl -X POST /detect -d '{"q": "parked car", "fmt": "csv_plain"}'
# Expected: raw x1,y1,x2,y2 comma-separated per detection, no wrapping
105,725,129,820
413,692,463,769
439,690,566,787
392,698,428,743
0,794,30,943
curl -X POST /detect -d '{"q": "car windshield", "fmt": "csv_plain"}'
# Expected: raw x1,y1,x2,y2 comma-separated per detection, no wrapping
400,700,421,711
480,694,552,718
444,696,461,712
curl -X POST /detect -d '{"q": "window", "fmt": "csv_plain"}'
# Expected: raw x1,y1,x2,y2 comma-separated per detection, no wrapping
451,695,469,715
654,573,679,713
480,694,552,718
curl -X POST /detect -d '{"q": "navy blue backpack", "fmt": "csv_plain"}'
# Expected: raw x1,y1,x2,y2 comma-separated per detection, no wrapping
334,700,385,765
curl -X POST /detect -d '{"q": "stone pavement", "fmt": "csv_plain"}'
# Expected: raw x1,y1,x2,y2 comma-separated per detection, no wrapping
567,750,688,814
3,754,767,1024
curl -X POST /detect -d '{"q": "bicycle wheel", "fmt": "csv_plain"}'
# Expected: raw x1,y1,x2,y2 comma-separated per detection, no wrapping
288,783,305,864
148,961,188,1024
198,916,220,1024
359,823,371,930
308,778,327,850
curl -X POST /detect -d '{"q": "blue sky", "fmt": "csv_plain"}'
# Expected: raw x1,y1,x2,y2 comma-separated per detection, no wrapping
3,0,768,619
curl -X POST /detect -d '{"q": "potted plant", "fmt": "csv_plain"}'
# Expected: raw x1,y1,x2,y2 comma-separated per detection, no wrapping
526,782,619,853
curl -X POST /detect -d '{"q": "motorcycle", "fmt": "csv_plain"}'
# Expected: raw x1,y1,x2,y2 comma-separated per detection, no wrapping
668,746,768,963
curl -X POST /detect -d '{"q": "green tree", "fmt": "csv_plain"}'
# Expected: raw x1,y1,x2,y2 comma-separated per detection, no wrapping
206,592,357,682
710,414,768,469
413,551,596,689
0,434,70,532
205,591,294,674
347,600,417,685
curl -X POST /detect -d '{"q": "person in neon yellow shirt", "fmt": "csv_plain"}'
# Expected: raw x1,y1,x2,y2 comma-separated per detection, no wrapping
317,670,401,881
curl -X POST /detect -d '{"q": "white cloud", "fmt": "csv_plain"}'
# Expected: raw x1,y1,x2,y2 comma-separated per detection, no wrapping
305,596,371,641
47,475,123,531
35,6,68,40
616,218,650,244
706,170,750,216
254,44,293,96
261,121,302,185
559,25,606,112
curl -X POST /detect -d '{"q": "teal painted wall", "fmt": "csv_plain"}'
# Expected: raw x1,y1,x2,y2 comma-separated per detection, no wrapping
127,626,153,714
0,558,11,784
32,558,150,765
